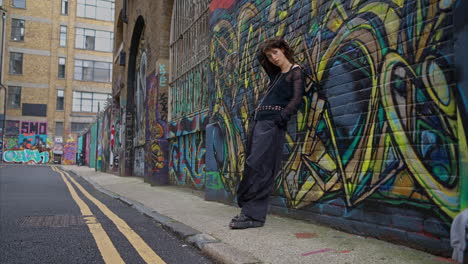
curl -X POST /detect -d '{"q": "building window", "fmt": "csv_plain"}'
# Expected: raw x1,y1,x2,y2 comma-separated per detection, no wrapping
7,86,21,109
12,0,25,8
9,52,23,74
71,122,89,133
61,0,68,15
76,28,95,50
75,28,113,52
74,59,112,82
56,122,64,136
56,90,64,110
22,104,47,116
59,25,67,47
77,0,115,22
169,0,210,119
58,57,66,78
11,19,25,41
72,91,110,113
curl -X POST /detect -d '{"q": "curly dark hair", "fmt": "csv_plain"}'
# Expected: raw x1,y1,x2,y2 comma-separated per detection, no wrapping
257,37,295,77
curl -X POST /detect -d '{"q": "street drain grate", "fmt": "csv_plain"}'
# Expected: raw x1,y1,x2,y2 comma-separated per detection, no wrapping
19,215,89,227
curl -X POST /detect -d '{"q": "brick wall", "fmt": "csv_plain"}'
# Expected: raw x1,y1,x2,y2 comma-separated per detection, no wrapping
206,0,467,255
114,0,172,182
2,0,113,164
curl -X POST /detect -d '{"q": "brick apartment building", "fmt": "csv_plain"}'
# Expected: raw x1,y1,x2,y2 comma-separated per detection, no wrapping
0,0,114,164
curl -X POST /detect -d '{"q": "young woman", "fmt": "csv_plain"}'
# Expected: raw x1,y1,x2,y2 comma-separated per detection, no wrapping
229,37,305,229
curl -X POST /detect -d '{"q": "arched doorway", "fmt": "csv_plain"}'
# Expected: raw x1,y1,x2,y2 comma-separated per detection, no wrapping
125,16,146,176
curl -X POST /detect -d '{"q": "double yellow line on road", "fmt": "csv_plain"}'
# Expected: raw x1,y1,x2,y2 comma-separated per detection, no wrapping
52,166,166,264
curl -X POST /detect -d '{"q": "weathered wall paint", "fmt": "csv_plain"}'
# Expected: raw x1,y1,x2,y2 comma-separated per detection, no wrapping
131,25,147,178
3,149,49,163
63,135,77,165
168,114,209,189
97,104,114,171
112,105,123,172
89,123,97,169
16,121,48,149
78,136,83,156
207,0,466,254
145,70,169,185
2,120,51,164
170,61,210,119
85,131,91,166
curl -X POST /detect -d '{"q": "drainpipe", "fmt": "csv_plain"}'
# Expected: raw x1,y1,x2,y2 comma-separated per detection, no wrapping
122,0,128,24
0,10,5,85
0,9,7,163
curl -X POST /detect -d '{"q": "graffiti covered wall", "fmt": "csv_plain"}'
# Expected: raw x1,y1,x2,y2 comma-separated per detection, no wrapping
207,0,467,254
63,135,77,165
145,70,169,185
111,107,123,172
97,105,113,171
85,130,91,166
168,0,211,190
168,62,209,190
89,123,97,168
2,121,51,164
171,62,210,119
168,114,209,189
132,28,147,178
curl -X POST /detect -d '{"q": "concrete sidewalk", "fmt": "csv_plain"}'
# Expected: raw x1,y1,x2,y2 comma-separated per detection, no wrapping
61,165,454,264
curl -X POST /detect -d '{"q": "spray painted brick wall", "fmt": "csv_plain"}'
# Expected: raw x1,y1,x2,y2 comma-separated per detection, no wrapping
206,0,467,255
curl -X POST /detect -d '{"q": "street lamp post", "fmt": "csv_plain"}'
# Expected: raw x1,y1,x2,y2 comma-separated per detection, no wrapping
95,102,100,171
0,10,7,163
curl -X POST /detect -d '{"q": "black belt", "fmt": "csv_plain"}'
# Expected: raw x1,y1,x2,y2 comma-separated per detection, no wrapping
256,105,283,112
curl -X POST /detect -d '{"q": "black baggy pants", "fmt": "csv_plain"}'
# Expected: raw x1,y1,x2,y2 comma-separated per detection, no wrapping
236,119,285,223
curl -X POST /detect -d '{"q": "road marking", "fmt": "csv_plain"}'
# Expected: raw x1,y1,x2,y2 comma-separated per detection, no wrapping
55,167,166,264
51,166,124,264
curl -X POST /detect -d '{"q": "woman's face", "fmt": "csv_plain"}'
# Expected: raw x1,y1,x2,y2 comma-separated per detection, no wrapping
265,48,289,67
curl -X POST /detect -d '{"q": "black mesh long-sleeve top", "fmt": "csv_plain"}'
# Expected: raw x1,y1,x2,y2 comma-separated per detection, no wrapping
255,66,305,122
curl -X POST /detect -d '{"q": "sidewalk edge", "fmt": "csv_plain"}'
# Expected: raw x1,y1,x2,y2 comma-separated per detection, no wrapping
61,167,262,264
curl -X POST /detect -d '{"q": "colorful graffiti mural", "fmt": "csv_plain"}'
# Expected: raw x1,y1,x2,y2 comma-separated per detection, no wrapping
167,1,210,188
4,121,48,149
5,120,19,136
112,113,123,170
89,124,97,168
208,0,466,230
2,120,52,164
63,135,77,165
145,70,169,184
4,137,18,150
3,149,49,163
20,121,47,134
168,114,209,189
170,61,210,119
97,104,113,171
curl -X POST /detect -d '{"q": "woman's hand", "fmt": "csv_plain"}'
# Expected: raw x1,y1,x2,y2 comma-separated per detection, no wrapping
274,114,287,129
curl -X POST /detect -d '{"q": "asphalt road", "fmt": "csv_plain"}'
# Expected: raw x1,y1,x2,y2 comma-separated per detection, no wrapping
0,164,214,264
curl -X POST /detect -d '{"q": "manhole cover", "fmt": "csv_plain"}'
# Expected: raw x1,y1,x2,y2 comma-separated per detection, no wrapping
19,215,89,227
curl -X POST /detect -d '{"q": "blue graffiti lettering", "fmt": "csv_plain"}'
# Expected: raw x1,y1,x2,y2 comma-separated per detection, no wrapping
3,149,50,164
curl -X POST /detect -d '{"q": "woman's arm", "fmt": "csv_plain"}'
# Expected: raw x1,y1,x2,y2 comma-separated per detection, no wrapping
280,66,305,121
